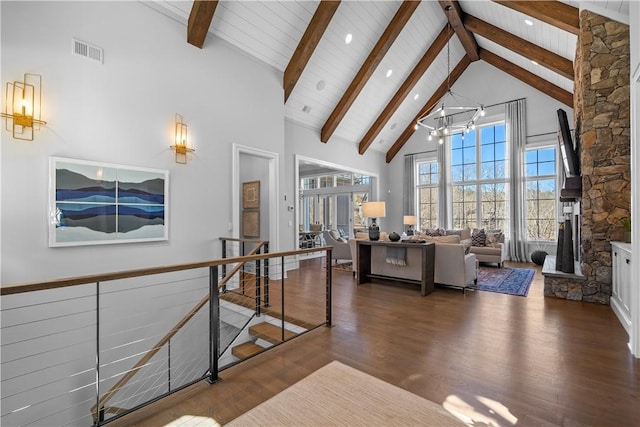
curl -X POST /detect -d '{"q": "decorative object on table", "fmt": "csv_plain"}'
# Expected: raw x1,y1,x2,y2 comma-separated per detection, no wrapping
1,73,47,141
403,215,416,236
621,218,631,243
531,250,548,266
242,210,260,238
362,201,385,241
242,180,260,209
388,231,401,242
561,218,574,274
475,266,535,297
49,157,168,247
555,222,564,271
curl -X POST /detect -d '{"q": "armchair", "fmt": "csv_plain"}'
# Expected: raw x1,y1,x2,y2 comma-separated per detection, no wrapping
321,230,351,264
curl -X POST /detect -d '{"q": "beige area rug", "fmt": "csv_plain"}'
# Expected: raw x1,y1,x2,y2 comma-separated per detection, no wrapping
225,361,465,426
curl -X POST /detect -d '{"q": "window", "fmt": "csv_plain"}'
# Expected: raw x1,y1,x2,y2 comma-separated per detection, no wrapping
416,160,438,229
525,146,557,240
450,123,508,231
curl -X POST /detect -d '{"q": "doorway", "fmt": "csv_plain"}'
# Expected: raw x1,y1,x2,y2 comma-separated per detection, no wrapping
295,155,378,249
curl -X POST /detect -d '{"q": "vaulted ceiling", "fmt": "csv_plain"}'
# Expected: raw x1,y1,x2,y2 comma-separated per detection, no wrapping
149,0,629,162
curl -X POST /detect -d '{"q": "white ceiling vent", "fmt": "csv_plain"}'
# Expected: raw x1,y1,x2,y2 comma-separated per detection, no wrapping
72,38,103,64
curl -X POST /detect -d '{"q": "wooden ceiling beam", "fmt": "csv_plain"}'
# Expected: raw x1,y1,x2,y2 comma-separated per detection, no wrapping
464,14,574,80
438,0,479,61
479,48,573,107
385,55,471,163
321,1,420,143
284,1,341,103
492,1,579,35
187,0,218,48
359,24,453,155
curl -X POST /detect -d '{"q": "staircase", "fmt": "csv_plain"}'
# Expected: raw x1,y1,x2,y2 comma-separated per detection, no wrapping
228,322,299,360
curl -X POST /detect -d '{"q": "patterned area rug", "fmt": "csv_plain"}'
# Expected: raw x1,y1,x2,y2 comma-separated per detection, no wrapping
332,262,353,272
475,266,534,297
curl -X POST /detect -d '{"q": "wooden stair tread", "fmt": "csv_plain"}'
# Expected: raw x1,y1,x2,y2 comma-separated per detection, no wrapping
249,322,297,344
232,342,265,359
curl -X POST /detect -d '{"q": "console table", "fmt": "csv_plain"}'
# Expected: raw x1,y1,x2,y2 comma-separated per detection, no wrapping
357,240,435,296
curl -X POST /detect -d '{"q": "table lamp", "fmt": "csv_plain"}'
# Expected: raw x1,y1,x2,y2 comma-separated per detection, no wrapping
362,201,386,241
403,215,416,236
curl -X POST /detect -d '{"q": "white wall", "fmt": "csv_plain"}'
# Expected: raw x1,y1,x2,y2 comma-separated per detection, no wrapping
0,1,285,285
386,60,573,230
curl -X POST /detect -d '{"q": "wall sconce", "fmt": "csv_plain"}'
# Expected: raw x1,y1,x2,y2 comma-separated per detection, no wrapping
170,113,194,164
1,73,46,141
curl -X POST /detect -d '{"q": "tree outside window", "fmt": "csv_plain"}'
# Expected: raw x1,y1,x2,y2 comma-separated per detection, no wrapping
450,124,509,231
525,146,557,240
416,160,438,229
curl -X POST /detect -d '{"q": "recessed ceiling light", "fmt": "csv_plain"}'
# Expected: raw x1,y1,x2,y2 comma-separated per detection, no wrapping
302,105,312,113
378,139,384,145
345,33,353,44
316,80,326,91
390,122,397,130
386,69,393,78
414,93,419,100
525,19,533,26
531,60,538,65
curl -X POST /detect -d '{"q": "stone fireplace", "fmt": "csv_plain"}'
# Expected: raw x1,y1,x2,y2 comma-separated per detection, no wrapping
544,10,631,304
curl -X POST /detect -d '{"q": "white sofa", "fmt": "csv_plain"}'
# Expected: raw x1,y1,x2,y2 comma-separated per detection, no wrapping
321,230,352,264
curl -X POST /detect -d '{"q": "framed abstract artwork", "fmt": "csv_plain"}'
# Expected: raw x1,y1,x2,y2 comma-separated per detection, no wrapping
242,180,260,209
49,157,169,247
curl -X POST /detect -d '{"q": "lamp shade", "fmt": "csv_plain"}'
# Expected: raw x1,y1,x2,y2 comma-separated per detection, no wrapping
362,201,385,218
403,215,416,225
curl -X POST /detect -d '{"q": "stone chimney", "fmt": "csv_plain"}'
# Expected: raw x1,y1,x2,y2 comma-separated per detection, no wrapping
571,10,630,303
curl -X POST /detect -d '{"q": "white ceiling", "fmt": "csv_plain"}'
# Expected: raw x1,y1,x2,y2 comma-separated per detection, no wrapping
148,0,629,154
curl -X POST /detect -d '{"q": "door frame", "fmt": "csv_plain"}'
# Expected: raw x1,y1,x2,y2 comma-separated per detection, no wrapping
295,155,378,248
233,144,280,252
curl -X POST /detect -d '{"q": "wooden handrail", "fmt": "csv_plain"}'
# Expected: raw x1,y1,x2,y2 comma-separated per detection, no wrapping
1,246,330,296
92,240,324,417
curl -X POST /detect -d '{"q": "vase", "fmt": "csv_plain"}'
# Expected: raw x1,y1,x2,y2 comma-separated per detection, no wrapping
389,232,401,242
555,223,564,271
531,250,548,266
561,218,574,274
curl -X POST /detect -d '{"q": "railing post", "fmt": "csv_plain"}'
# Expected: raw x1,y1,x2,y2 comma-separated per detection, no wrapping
221,239,227,292
326,249,332,327
241,241,246,295
207,266,219,384
94,281,102,426
281,256,285,341
264,242,270,307
255,248,262,317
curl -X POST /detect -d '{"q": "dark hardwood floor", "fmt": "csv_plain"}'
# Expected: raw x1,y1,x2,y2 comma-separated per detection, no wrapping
115,259,640,427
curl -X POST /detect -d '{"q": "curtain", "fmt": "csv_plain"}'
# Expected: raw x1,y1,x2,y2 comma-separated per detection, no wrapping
403,154,415,216
437,143,448,228
506,99,528,262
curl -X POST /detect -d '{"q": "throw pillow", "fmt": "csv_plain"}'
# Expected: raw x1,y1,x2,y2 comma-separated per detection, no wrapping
424,228,444,236
485,229,503,246
330,230,341,240
460,238,472,254
471,228,486,246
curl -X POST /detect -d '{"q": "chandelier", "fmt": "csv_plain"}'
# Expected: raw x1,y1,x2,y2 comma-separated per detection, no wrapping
416,17,484,144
